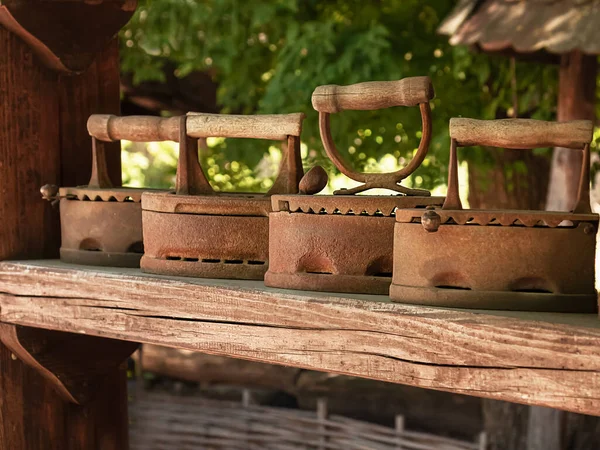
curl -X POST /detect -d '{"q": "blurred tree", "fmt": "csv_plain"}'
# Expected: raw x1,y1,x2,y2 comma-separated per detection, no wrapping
120,0,559,205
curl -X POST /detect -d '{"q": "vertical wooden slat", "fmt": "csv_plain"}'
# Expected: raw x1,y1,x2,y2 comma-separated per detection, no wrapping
395,415,405,450
0,26,60,261
0,24,128,450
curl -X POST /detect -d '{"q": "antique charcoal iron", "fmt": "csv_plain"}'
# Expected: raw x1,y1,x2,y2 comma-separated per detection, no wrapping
42,114,175,267
140,112,305,280
265,77,444,295
391,118,598,312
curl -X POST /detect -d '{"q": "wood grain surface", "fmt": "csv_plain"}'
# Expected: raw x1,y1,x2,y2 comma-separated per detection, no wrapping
1,260,600,416
312,77,434,113
450,118,593,149
87,112,305,143
186,112,304,140
0,27,129,449
87,114,181,142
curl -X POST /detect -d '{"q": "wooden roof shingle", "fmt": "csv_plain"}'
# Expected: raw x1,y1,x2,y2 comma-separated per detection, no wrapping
439,0,600,54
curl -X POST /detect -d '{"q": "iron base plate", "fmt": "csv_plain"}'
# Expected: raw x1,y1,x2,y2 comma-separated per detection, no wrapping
265,271,391,295
60,248,142,268
141,256,267,280
389,284,598,313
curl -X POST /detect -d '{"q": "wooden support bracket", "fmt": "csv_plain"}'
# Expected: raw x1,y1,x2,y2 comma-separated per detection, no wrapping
0,324,138,404
0,0,137,73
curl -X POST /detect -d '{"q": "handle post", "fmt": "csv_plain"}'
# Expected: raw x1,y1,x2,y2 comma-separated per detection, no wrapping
86,114,182,190
444,118,594,212
87,138,113,189
175,116,212,196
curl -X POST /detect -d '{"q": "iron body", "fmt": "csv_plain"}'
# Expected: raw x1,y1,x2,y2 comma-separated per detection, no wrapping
390,117,599,312
141,193,270,279
59,187,149,267
265,77,440,294
140,113,305,280
46,115,172,268
266,195,444,294
392,210,598,312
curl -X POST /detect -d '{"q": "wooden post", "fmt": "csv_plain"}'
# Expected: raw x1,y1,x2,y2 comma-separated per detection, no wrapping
546,50,597,211
0,6,133,448
482,399,528,450
394,415,405,450
527,406,561,450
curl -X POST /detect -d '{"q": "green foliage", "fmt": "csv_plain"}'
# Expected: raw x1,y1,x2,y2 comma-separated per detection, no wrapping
120,0,559,191
121,139,282,191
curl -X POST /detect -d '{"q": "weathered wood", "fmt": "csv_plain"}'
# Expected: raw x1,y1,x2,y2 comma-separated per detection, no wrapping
87,114,181,142
311,77,434,113
59,39,122,187
0,26,60,261
482,399,528,450
140,345,300,392
0,0,135,73
526,406,561,450
0,20,129,450
87,112,305,143
2,260,600,416
0,324,137,404
546,51,598,211
186,112,305,140
139,344,483,438
0,342,130,450
450,118,593,149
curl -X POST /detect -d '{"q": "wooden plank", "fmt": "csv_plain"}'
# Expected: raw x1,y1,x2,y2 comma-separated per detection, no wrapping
1,260,600,415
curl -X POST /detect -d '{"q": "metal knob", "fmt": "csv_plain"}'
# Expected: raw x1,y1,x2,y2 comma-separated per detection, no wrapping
40,184,60,207
40,184,59,201
421,206,441,232
299,166,328,195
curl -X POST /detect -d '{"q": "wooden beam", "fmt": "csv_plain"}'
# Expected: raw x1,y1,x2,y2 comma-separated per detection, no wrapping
2,260,600,416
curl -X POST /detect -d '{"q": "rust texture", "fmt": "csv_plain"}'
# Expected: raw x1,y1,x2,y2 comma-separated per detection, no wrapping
266,77,442,294
141,113,304,280
266,198,443,295
46,114,173,268
439,0,600,55
391,117,599,312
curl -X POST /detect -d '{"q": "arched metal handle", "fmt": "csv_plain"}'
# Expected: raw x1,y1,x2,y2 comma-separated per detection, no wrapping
444,118,594,214
312,77,434,195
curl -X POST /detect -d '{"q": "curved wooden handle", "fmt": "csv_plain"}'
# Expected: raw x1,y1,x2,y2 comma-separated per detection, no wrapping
186,112,304,141
450,118,593,149
87,115,180,142
311,76,434,113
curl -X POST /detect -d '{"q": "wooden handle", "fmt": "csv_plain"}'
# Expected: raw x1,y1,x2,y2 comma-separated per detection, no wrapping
311,76,434,113
450,118,593,149
186,112,304,141
87,115,180,142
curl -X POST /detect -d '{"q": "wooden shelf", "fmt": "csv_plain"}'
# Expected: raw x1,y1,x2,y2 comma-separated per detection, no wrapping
1,260,600,415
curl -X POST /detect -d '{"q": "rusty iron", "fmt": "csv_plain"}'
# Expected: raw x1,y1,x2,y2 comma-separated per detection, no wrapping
140,113,305,280
391,118,599,312
42,115,169,268
265,77,444,295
